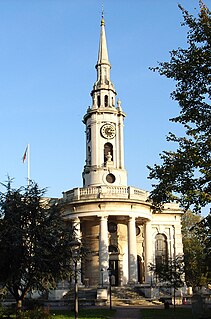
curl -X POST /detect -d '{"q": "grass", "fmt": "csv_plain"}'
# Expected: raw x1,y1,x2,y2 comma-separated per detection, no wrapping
51,308,115,318
3,306,209,319
51,307,211,319
0,307,115,319
141,307,198,319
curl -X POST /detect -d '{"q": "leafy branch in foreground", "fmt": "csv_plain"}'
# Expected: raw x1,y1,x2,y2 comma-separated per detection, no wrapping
181,211,210,287
149,255,185,309
147,1,211,214
149,255,185,290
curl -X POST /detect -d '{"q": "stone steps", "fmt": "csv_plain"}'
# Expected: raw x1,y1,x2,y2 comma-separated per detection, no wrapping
63,287,97,306
110,287,158,306
64,286,163,307
111,287,145,299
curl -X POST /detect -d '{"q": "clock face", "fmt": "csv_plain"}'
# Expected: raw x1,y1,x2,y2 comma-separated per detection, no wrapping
101,124,116,139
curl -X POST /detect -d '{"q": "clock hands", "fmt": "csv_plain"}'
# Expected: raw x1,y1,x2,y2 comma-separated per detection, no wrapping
101,124,116,139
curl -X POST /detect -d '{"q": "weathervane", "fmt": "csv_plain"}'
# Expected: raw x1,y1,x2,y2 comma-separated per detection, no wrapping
102,0,104,19
101,0,105,25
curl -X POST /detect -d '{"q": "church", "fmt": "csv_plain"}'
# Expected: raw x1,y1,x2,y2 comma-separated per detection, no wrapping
60,14,183,294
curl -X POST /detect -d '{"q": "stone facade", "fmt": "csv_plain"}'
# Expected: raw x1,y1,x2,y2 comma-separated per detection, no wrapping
61,15,183,289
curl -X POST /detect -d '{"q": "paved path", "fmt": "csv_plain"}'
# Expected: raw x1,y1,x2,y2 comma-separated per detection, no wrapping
111,307,141,319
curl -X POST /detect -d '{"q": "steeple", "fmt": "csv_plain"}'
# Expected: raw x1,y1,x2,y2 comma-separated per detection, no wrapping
91,14,116,108
82,13,127,188
97,14,110,67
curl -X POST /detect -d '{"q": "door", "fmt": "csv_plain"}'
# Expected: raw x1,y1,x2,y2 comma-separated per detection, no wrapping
109,260,119,286
137,255,144,284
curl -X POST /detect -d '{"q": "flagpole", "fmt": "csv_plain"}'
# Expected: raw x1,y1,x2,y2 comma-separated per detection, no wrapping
27,144,30,187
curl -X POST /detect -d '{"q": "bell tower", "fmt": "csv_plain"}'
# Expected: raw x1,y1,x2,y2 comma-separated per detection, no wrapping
82,15,127,187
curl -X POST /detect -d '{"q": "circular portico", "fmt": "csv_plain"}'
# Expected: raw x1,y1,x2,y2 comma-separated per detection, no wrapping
62,185,153,286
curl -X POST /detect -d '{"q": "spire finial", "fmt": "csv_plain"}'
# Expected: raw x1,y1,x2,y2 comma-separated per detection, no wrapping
101,1,105,26
97,0,110,66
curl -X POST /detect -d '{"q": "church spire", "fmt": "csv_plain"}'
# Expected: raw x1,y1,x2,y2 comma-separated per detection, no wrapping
90,14,116,109
96,12,110,67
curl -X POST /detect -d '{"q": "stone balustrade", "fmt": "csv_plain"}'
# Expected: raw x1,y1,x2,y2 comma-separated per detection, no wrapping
63,186,149,202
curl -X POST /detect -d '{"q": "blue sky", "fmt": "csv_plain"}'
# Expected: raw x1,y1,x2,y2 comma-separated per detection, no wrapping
0,0,209,202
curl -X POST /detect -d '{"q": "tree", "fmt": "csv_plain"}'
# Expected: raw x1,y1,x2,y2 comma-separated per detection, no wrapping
149,255,185,309
192,212,211,284
0,179,76,315
181,211,208,287
147,1,211,215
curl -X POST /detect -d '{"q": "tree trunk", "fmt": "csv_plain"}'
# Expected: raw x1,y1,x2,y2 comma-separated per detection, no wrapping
16,299,23,319
173,286,176,311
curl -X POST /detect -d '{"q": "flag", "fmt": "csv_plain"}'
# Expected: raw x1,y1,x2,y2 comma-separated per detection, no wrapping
22,145,28,163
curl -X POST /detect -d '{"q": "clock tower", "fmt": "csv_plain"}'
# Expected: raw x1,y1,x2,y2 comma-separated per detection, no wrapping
82,15,127,187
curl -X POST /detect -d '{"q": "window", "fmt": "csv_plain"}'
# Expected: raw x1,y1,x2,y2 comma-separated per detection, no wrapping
136,225,141,236
106,174,115,183
97,96,100,107
155,233,168,266
104,95,108,107
87,146,91,165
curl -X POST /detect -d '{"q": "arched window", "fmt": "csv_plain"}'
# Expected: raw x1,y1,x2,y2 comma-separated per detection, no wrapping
104,143,113,163
104,95,108,107
155,233,168,266
97,96,101,108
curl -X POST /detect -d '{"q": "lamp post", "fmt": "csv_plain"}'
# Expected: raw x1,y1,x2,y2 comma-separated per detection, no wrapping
74,258,78,319
107,267,112,310
70,241,81,319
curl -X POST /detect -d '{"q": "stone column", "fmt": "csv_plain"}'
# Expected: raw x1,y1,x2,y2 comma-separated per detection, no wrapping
72,217,82,285
73,217,81,240
145,220,152,284
99,216,109,285
128,216,138,284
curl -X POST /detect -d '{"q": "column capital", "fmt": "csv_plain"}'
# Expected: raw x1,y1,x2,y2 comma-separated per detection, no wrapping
73,217,80,223
98,215,108,220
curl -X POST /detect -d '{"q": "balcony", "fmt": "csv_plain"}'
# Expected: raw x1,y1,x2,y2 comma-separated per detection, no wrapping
63,186,149,203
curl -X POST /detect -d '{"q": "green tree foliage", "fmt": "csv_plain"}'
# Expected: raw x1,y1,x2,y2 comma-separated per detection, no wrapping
0,179,76,312
181,211,208,287
150,256,185,290
147,1,211,214
192,212,211,284
149,256,185,308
